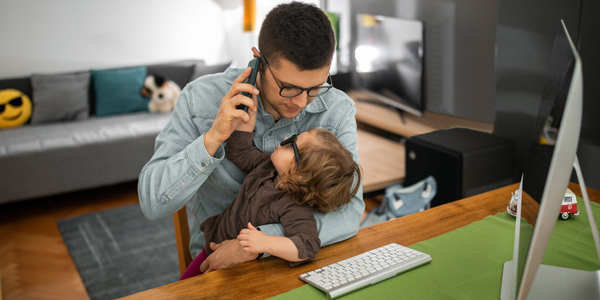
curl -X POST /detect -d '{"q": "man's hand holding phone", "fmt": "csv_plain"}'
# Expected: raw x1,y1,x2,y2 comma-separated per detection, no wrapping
235,93,258,132
204,66,259,156
236,58,260,113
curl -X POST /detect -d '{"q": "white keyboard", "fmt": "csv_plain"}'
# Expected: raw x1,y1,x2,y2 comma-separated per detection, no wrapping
299,243,431,299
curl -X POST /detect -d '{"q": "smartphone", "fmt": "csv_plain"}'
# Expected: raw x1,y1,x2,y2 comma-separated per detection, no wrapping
236,57,261,113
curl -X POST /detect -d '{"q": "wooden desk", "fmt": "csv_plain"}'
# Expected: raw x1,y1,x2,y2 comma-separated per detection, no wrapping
347,90,494,138
120,183,600,300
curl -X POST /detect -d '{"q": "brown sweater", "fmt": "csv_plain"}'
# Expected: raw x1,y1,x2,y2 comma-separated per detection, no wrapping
200,131,320,266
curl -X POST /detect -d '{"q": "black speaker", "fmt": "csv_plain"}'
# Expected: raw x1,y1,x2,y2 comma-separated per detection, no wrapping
405,128,514,207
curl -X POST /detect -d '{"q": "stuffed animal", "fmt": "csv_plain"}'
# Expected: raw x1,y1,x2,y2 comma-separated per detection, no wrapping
0,89,32,129
141,75,181,113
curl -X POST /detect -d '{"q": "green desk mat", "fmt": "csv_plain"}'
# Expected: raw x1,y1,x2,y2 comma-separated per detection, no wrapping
272,199,600,300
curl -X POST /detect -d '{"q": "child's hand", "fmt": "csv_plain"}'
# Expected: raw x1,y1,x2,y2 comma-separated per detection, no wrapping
237,222,267,254
235,93,258,132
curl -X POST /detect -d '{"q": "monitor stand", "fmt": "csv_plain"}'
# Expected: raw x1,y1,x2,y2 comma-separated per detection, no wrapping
501,262,600,300
500,156,600,300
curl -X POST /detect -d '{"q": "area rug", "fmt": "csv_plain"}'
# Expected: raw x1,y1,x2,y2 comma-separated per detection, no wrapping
57,203,193,300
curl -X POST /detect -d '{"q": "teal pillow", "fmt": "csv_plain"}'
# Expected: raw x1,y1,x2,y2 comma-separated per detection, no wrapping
91,67,148,117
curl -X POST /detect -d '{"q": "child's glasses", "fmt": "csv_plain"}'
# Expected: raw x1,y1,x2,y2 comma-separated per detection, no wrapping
280,134,301,162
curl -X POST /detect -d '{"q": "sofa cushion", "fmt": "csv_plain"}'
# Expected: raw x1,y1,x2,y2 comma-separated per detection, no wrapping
190,61,231,81
91,67,148,117
146,61,199,89
30,72,90,124
0,112,171,157
0,89,32,129
0,77,32,101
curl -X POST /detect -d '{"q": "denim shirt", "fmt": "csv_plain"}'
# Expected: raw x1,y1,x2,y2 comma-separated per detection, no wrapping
138,68,364,258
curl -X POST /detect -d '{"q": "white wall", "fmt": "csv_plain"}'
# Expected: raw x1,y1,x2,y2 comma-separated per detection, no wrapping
0,0,320,79
0,0,228,79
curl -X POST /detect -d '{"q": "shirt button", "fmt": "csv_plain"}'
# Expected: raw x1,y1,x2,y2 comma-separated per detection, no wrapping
201,162,206,167
180,182,185,186
269,132,273,136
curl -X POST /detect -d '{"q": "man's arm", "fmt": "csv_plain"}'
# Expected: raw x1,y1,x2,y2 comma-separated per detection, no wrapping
138,68,259,220
138,88,222,220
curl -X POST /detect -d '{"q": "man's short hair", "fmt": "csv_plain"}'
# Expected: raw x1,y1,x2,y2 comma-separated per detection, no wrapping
258,1,336,71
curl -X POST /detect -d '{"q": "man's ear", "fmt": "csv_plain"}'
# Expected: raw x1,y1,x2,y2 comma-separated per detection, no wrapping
251,47,260,58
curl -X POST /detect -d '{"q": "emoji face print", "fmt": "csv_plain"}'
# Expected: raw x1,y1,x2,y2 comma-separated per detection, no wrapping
0,89,32,129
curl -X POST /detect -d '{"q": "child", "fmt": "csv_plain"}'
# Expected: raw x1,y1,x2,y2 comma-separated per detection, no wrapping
180,107,361,280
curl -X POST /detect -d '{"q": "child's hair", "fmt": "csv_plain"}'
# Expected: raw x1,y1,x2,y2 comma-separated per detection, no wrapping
277,129,362,213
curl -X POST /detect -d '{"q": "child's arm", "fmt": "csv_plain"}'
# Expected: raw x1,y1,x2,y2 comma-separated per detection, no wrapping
226,99,271,173
226,132,270,174
237,223,304,262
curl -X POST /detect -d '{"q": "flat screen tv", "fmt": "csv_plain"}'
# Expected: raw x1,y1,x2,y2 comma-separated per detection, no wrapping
353,14,424,117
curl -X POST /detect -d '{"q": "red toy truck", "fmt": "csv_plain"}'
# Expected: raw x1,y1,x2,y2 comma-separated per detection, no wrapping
560,188,579,220
507,188,579,220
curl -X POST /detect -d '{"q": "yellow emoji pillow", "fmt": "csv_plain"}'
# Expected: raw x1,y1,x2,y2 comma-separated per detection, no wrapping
0,89,32,129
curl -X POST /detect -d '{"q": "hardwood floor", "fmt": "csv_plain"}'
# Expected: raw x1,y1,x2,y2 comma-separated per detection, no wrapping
0,182,140,300
0,182,381,300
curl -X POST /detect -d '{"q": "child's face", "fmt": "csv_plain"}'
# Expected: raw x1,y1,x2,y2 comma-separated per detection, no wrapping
271,130,315,176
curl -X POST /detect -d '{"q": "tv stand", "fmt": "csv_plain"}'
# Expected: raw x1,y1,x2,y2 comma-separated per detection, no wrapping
348,90,494,138
355,98,407,124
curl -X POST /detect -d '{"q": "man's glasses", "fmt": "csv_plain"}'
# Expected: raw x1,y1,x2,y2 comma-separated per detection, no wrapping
261,54,333,98
279,134,301,162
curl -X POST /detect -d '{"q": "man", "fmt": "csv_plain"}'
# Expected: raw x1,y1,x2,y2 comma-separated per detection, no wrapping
138,2,364,274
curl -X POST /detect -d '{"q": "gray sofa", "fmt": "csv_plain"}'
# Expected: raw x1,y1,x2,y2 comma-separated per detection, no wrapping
0,60,229,204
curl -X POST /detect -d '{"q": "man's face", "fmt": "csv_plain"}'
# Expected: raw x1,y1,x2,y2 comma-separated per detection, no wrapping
257,57,330,121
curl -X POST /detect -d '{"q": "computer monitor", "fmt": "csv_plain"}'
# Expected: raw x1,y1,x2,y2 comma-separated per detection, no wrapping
500,20,599,300
353,14,424,117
